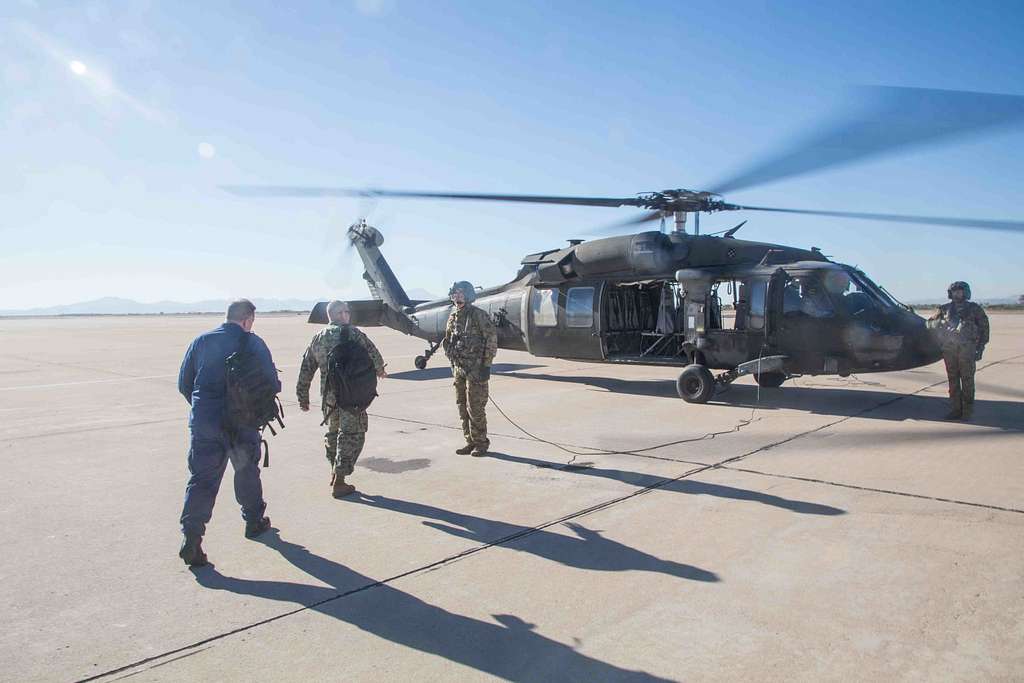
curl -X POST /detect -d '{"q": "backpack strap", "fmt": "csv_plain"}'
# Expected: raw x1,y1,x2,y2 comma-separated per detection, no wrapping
259,436,270,468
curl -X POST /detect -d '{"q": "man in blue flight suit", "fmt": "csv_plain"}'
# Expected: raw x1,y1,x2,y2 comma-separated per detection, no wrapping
177,299,280,567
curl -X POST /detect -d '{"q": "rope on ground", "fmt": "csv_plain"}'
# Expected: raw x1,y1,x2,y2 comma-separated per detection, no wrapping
488,349,767,466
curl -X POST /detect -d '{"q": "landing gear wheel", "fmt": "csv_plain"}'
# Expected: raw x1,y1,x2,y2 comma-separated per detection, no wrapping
677,365,715,403
414,355,428,370
754,372,786,388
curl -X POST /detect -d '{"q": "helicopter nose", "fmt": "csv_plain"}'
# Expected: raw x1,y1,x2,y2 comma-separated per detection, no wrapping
902,316,943,369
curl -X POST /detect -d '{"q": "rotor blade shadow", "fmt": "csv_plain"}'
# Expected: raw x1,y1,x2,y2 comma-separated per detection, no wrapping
350,494,718,582
194,530,672,681
486,453,845,516
389,363,544,381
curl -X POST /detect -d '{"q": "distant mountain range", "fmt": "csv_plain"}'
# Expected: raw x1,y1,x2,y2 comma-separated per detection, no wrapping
905,296,1023,306
0,290,440,316
2,290,1015,317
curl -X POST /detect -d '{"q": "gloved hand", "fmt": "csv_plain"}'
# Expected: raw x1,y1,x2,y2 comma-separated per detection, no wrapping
975,345,984,361
299,401,310,412
478,365,491,381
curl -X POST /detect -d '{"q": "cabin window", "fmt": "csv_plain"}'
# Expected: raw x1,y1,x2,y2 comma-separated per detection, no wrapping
532,288,558,327
746,280,766,330
566,287,595,327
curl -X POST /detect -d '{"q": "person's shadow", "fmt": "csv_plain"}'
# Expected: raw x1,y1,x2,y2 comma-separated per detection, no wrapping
486,453,846,517
195,530,674,681
351,494,719,582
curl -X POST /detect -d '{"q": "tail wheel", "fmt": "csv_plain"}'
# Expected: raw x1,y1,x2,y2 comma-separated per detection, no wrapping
677,365,715,403
414,355,428,370
754,372,786,388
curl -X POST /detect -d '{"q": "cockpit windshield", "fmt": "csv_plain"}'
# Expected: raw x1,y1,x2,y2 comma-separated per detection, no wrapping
819,268,895,314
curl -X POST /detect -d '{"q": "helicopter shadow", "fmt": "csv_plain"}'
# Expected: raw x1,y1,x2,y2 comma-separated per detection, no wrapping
389,363,543,381
499,371,679,398
711,383,1024,432
499,371,1022,432
349,494,718,582
486,452,845,516
193,530,673,682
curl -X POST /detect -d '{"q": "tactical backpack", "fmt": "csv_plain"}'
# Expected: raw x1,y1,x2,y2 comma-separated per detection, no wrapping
225,333,285,466
322,332,378,424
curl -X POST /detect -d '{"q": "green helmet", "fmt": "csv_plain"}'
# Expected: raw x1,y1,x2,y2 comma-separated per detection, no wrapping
947,281,971,300
449,281,477,303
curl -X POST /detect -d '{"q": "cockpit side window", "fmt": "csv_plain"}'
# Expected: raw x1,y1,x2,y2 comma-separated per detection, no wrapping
783,275,835,318
822,269,893,314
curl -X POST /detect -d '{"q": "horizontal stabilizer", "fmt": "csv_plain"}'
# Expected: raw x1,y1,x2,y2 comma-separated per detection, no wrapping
307,300,421,337
307,300,386,326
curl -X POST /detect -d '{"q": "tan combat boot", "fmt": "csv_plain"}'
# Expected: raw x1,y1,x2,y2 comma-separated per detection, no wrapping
332,475,356,498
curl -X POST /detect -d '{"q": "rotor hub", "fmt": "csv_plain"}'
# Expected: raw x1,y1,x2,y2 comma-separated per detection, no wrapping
635,189,737,214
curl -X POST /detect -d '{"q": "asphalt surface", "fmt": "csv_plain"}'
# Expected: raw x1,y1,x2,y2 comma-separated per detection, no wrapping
1,313,1022,681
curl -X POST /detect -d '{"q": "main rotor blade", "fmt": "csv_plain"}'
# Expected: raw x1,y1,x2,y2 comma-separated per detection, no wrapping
709,86,1024,195
222,185,641,208
588,210,664,234
738,205,1024,234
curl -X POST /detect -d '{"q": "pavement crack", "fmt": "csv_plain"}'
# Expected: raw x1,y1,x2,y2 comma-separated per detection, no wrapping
719,466,1024,515
74,354,1024,682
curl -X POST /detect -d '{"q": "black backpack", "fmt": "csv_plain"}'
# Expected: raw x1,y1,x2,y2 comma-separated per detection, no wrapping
225,333,285,465
322,332,378,422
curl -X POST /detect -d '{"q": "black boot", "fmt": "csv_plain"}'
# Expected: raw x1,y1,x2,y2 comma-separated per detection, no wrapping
455,444,474,455
179,535,208,567
244,516,271,539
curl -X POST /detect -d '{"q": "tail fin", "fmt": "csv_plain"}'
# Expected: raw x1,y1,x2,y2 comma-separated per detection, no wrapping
348,221,412,311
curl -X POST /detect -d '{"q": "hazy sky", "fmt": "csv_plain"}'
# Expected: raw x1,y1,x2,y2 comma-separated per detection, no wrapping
2,0,1023,309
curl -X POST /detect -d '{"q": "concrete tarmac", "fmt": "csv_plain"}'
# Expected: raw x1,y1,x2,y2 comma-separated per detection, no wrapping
1,313,1022,681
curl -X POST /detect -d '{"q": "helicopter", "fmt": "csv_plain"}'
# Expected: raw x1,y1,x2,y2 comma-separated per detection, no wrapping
225,86,1024,403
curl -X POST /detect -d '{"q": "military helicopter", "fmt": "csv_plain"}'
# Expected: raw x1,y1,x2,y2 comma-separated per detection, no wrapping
225,86,1024,403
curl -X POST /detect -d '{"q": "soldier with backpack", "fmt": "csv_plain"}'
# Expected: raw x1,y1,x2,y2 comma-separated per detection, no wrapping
297,300,387,498
177,299,282,567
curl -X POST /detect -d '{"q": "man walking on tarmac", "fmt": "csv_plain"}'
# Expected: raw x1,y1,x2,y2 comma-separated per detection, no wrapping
177,299,279,567
443,281,498,456
927,281,990,420
297,300,387,498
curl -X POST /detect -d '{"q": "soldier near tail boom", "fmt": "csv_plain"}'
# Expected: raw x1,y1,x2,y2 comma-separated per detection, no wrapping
443,281,498,456
927,281,990,420
297,300,387,498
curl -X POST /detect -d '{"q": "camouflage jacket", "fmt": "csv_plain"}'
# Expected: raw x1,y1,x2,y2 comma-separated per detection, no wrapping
442,304,497,370
296,323,385,409
927,301,990,350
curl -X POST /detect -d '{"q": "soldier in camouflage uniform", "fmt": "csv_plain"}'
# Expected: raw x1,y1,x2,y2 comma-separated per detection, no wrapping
927,281,989,420
297,300,387,497
443,281,498,456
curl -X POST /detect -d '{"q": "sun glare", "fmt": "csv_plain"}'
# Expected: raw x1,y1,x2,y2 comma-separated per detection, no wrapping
197,142,217,159
69,60,87,76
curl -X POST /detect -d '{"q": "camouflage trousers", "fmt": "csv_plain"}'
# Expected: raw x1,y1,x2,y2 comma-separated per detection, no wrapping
943,344,977,415
453,367,489,448
324,406,368,476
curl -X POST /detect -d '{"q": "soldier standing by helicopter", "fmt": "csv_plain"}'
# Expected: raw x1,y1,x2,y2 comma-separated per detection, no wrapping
927,281,990,420
443,281,498,456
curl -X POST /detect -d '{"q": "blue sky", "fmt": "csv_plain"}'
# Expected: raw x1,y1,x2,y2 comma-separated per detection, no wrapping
2,0,1022,309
